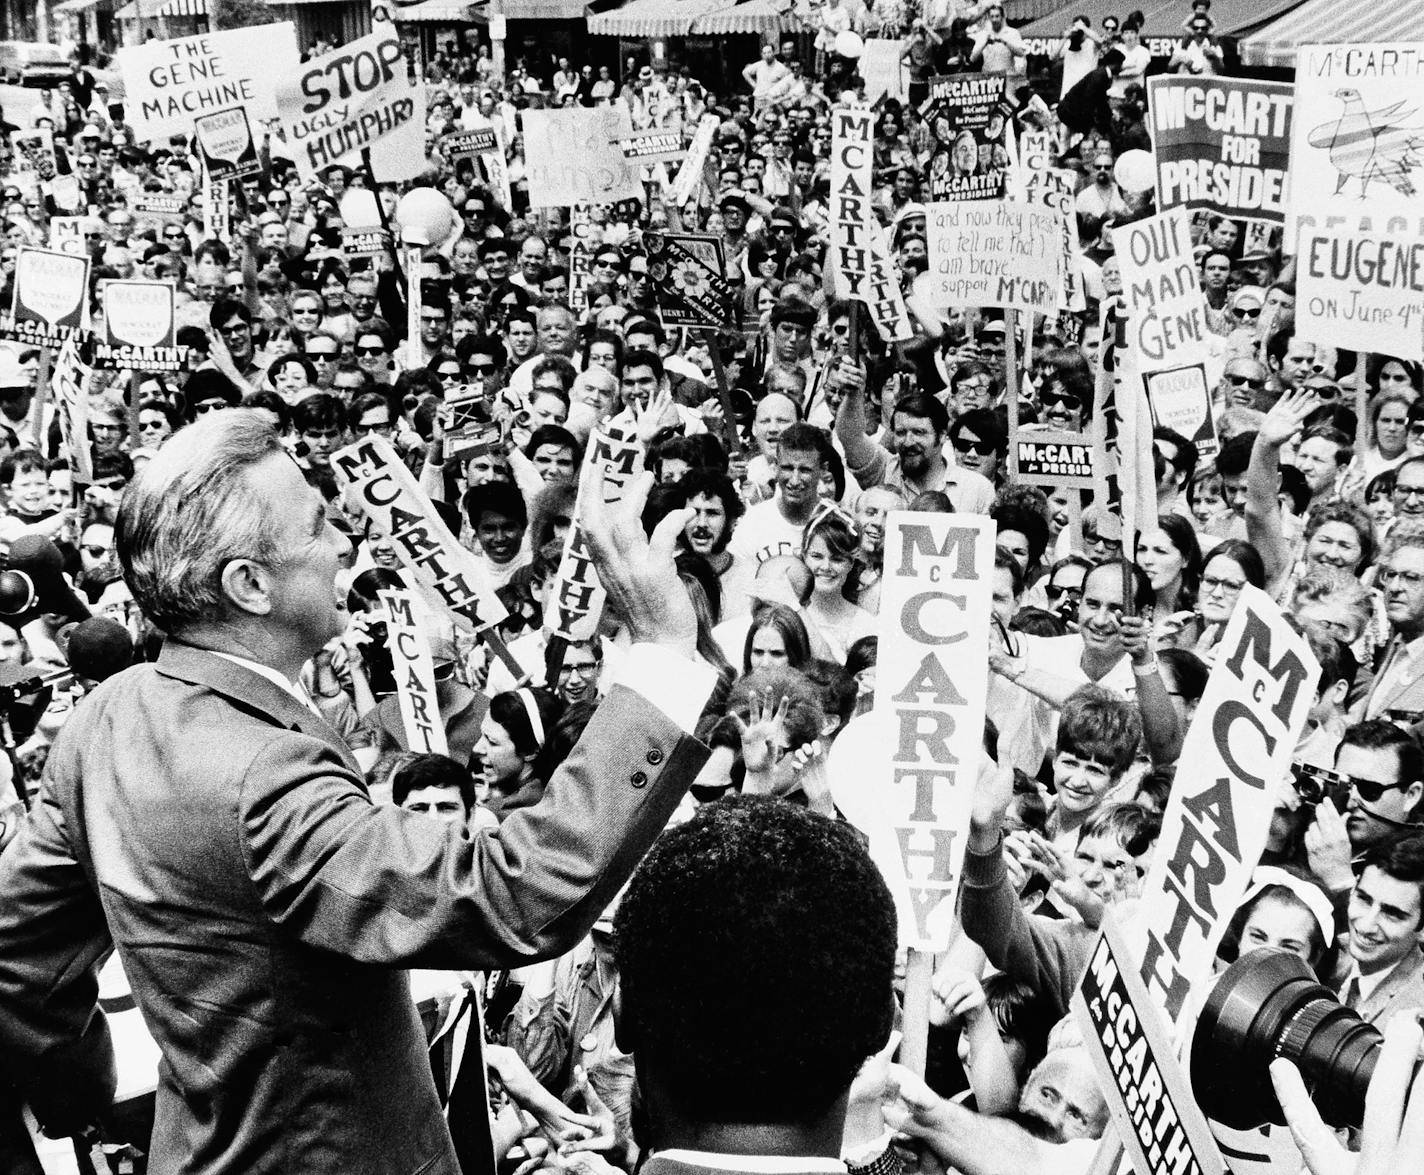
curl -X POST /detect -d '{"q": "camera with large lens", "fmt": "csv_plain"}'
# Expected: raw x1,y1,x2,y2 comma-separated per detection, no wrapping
1192,949,1382,1129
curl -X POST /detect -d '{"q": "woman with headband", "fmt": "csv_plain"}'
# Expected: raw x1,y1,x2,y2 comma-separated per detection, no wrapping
475,686,564,822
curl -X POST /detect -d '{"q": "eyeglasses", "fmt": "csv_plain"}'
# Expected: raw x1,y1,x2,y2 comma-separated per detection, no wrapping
355,420,392,435
1347,776,1411,804
1232,305,1261,319
192,400,227,415
82,544,109,558
309,350,340,361
436,367,461,380
1380,567,1424,588
1083,530,1119,549
467,361,496,375
1393,483,1424,499
559,661,600,678
1045,583,1083,602
1202,573,1246,594
217,321,249,336
1040,389,1081,409
91,423,122,433
952,436,997,456
1224,372,1265,389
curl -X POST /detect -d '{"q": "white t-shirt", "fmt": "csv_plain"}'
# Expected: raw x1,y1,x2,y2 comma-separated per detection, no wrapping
728,497,812,567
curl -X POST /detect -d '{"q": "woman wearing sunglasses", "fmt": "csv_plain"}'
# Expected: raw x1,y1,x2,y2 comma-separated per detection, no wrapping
949,408,1007,487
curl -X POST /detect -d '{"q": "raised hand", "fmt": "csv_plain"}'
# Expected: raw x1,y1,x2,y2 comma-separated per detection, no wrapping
582,468,696,655
1260,386,1320,448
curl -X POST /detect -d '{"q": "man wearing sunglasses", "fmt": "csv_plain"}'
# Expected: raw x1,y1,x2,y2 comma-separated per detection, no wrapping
1335,720,1424,856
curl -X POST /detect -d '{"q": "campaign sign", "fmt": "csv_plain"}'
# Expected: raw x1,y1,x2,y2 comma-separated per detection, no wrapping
0,248,89,348
50,217,86,258
1145,364,1219,462
380,589,448,757
341,226,393,260
193,107,262,183
95,280,185,372
644,231,736,329
1113,209,1212,376
276,29,424,181
12,128,56,182
923,74,1010,201
332,435,508,631
1128,587,1318,1028
1015,430,1095,488
1148,77,1293,226
522,108,641,208
925,200,1062,312
442,128,498,161
874,513,995,951
831,109,914,342
569,205,594,315
134,195,186,222
118,24,298,141
546,426,642,642
617,129,685,165
670,114,719,208
1073,920,1228,1175
1289,43,1424,250
1298,230,1424,362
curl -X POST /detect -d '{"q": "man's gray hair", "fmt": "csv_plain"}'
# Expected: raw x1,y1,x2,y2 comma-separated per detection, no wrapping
116,410,290,633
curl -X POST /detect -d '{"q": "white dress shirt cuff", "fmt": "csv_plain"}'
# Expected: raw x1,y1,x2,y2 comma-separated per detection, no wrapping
612,642,717,734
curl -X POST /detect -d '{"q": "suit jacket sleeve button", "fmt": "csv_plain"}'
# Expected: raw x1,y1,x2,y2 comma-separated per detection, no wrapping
646,748,664,765
630,770,648,788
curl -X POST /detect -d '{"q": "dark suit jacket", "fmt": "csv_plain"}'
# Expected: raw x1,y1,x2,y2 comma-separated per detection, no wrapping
0,640,707,1175
1344,943,1424,1028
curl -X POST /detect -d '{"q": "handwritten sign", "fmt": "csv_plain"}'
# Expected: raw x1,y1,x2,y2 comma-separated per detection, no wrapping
95,280,184,371
193,106,262,182
1149,77,1293,226
1074,920,1228,1175
1299,230,1424,362
118,24,298,140
1289,43,1424,250
1113,209,1212,375
546,426,642,641
874,513,994,951
522,108,641,208
1015,431,1095,488
332,435,508,631
831,109,914,342
276,29,424,182
925,200,1061,311
1128,587,1318,1028
381,589,448,756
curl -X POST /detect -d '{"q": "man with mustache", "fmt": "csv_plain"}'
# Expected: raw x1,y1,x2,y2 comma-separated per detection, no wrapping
837,381,994,513
669,471,755,621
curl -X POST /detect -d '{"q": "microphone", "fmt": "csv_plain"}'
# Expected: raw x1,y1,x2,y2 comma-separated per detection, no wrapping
0,536,92,628
65,618,134,683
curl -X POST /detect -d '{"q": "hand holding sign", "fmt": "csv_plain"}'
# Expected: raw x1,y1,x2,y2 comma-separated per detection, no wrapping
581,468,695,657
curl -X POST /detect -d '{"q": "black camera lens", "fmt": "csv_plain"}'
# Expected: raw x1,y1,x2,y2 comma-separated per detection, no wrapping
1292,766,1324,806
1192,949,1381,1130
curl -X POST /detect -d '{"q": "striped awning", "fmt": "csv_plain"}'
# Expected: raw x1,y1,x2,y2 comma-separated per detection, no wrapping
500,0,586,15
156,0,208,15
394,0,478,19
54,0,101,13
588,0,723,36
1240,0,1424,66
690,0,794,34
1022,0,1303,39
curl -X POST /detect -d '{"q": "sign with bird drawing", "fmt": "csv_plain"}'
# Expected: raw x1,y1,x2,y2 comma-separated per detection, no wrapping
1288,43,1424,252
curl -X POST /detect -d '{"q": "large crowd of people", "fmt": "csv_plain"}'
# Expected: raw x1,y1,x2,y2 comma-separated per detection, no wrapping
0,4,1421,1174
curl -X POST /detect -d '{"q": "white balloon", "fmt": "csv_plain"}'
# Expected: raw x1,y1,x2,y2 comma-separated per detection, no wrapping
1114,149,1155,194
834,30,865,59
